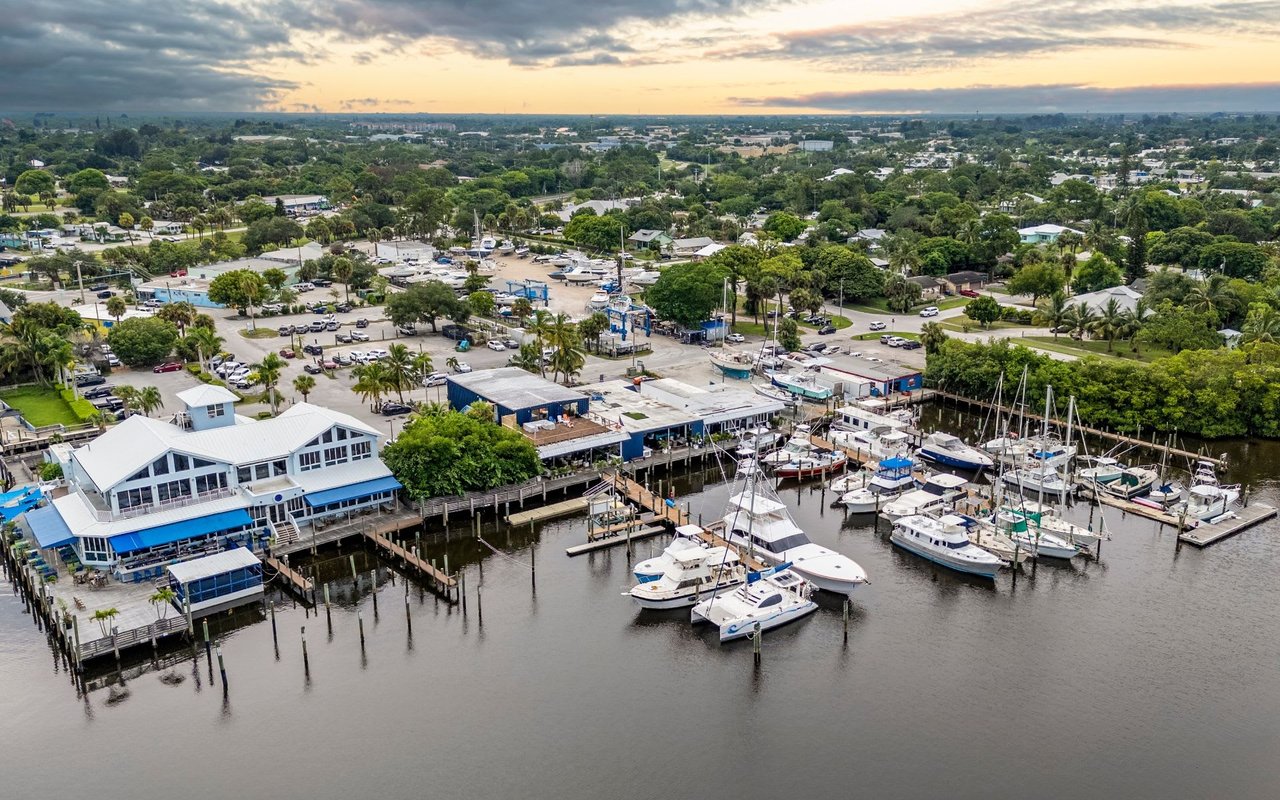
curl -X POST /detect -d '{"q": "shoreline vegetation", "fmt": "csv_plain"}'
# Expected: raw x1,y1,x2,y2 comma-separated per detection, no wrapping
925,338,1280,439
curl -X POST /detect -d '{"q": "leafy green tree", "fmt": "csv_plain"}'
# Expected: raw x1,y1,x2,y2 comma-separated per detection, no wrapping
778,317,802,352
104,295,127,322
67,168,110,194
382,410,541,499
811,245,883,303
1198,242,1270,281
14,169,54,197
207,269,268,313
763,212,806,242
1006,262,1065,306
107,317,179,366
262,268,288,292
883,272,921,314
646,261,729,329
1072,253,1123,294
467,291,495,318
243,217,302,254
964,295,1001,329
563,212,628,252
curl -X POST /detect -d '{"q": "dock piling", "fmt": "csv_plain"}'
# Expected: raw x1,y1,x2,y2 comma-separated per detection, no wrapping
202,619,211,664
301,626,310,677
357,610,365,649
216,645,227,693
843,598,850,643
753,622,762,665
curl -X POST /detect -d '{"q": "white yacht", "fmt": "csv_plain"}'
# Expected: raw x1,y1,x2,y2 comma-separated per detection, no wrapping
984,434,1033,461
840,456,918,513
829,425,914,463
721,464,868,594
629,546,745,610
735,427,781,457
1076,456,1124,485
1096,466,1159,500
1002,462,1074,500
690,565,818,642
880,473,969,521
633,527,706,583
890,514,1004,578
1175,461,1239,522
761,426,817,467
918,432,993,471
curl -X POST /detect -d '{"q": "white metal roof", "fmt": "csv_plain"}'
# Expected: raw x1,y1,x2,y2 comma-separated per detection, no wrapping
167,547,260,584
176,384,239,408
537,430,629,460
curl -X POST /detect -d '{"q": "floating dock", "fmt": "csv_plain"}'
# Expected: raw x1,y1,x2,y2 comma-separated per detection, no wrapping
1178,504,1277,547
507,497,590,526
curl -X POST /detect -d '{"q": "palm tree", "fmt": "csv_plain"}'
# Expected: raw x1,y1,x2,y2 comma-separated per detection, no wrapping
511,297,534,325
157,301,196,336
528,310,553,378
254,352,286,414
331,257,354,303
293,373,316,402
188,327,223,369
508,342,542,374
445,355,460,373
1066,302,1097,340
1036,291,1071,338
149,587,176,620
411,351,434,399
1088,297,1127,351
138,386,164,417
93,607,120,638
105,295,127,322
1122,298,1152,353
1242,305,1280,345
112,385,140,417
352,362,389,410
918,322,948,355
239,271,263,330
578,311,608,354
382,343,416,402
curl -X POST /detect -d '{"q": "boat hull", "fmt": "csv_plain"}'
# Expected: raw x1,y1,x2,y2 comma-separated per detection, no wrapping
889,531,1001,578
631,580,744,610
919,449,990,471
692,600,819,642
774,459,847,480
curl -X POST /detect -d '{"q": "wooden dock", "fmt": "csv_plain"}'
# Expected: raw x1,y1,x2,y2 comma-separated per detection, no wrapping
565,526,668,556
608,472,692,527
1178,504,1277,547
262,553,314,595
506,496,590,526
365,526,457,588
1079,488,1188,527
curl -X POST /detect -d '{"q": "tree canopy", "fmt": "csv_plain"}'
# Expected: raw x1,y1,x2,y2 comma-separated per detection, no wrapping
382,409,542,499
646,261,729,328
107,317,179,366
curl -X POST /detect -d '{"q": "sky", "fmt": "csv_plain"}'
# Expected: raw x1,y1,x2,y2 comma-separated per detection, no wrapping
4,0,1280,114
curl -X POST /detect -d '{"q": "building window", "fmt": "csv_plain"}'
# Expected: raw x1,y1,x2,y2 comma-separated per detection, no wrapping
272,460,288,476
117,486,154,511
321,429,333,444
336,427,348,440
173,454,189,472
237,466,252,484
299,451,321,471
126,466,150,482
255,463,270,480
157,479,192,503
193,457,214,468
351,441,371,460
207,404,225,419
152,457,170,476
323,445,347,466
82,536,111,562
195,473,226,494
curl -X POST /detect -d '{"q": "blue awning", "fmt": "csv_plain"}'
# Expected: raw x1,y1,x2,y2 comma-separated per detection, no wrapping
25,504,75,549
304,476,402,508
110,509,255,554
881,456,914,470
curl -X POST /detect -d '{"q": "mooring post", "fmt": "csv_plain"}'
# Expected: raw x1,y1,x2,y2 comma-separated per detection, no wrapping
301,626,310,677
216,645,227,693
270,601,278,646
753,621,762,665
357,610,365,649
202,619,212,663
370,571,378,617
460,571,467,615
843,598,850,643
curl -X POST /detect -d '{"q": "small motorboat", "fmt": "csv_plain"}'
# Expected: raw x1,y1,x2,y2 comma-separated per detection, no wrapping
1076,456,1124,485
918,432,993,471
881,473,969,521
839,456,918,513
690,564,818,643
632,527,706,583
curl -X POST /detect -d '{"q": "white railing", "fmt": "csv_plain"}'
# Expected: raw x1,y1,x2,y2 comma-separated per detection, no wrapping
87,486,238,523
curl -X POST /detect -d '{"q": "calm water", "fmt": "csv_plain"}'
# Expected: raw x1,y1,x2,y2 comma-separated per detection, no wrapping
3,419,1279,800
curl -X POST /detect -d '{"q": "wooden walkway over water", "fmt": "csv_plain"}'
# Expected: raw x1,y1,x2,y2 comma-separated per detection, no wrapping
262,553,314,595
1178,504,1277,547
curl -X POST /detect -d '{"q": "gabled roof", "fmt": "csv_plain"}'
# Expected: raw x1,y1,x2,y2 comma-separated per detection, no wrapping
176,384,239,408
70,403,381,491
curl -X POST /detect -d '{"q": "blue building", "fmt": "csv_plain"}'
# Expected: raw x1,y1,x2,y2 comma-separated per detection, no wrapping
447,367,589,426
821,362,923,397
21,386,401,583
166,546,264,617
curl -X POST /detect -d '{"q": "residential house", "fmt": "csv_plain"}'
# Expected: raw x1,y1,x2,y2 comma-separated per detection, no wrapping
943,271,988,293
1017,223,1084,245
671,237,716,256
908,276,946,300
21,391,399,583
628,230,674,251
1073,285,1144,314
852,229,888,251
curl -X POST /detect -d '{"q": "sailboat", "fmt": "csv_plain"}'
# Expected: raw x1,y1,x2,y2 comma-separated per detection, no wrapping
1002,389,1076,500
708,348,757,380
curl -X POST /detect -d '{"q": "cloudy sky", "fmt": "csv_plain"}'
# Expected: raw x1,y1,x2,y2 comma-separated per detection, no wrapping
4,0,1280,113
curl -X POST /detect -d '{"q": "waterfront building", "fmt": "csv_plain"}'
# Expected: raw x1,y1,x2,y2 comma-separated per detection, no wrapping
20,386,400,583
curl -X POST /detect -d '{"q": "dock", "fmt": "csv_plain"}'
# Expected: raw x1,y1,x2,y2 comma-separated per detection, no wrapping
262,553,314,595
565,526,667,556
1079,488,1188,527
507,496,590,526
364,526,456,588
1178,504,1277,547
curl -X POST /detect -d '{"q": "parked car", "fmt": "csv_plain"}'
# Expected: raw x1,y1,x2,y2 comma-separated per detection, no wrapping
336,332,353,343
805,342,827,353
869,321,887,331
100,344,112,355
152,361,184,373
313,278,332,288
350,331,370,342
919,306,940,317
487,341,506,351
321,359,339,370
324,321,339,332
502,338,519,349
278,325,293,336
294,282,315,292
215,361,242,376
879,335,896,345
90,283,108,292
96,290,114,299
423,372,447,387
355,318,369,328
308,321,327,333
82,385,114,399
335,303,352,313
725,332,745,343
334,353,354,366
452,361,472,373
279,348,296,359
261,303,284,314
397,324,418,337
818,324,837,335
302,344,323,356
303,363,323,374
959,289,980,298
823,345,842,356
900,340,922,350
380,401,412,416
230,377,254,390
106,355,122,367
367,348,389,360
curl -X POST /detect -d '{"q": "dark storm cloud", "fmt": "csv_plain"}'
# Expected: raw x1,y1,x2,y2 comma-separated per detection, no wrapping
0,0,302,110
733,83,1280,113
727,1,1280,68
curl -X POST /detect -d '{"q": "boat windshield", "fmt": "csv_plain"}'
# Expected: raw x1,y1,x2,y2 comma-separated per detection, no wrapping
922,483,947,496
755,533,810,553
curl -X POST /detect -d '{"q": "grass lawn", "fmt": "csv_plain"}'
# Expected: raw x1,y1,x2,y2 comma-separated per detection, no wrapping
0,386,79,427
239,327,280,339
850,330,920,341
848,295,971,315
937,319,1026,333
1023,336,1173,363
